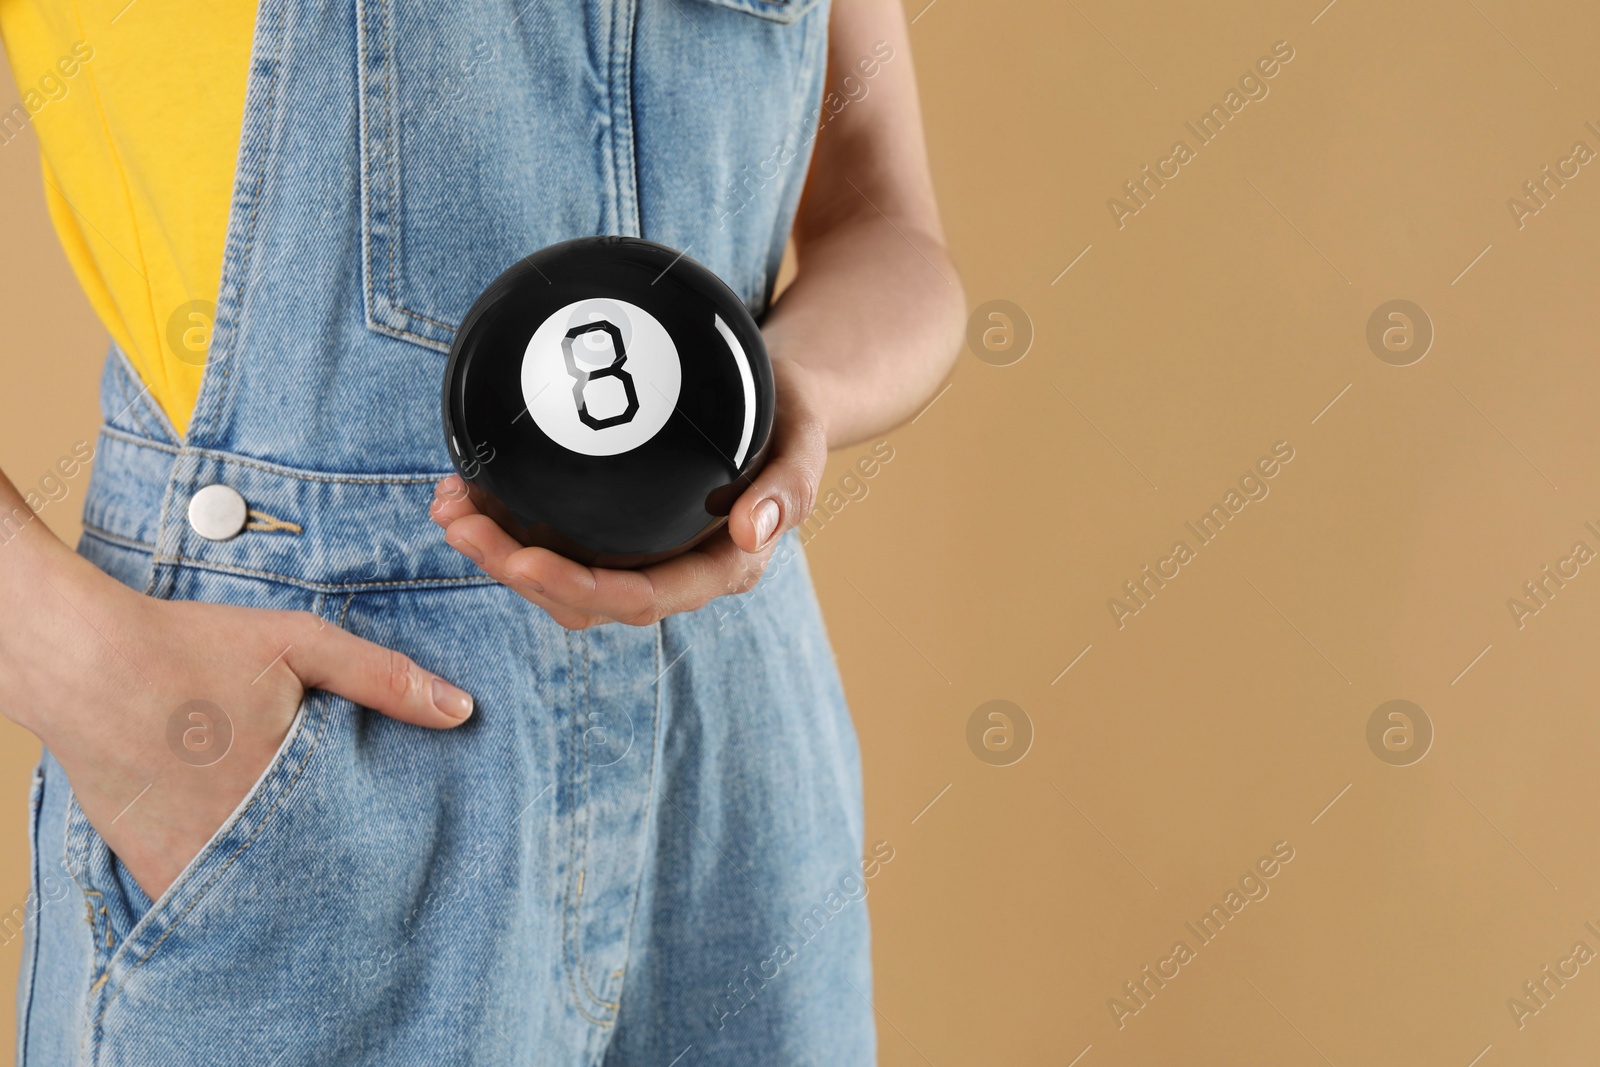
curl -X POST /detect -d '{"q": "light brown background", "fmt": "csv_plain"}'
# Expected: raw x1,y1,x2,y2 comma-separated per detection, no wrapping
6,0,1600,1063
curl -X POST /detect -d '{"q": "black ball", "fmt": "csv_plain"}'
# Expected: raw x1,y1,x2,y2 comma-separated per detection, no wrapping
442,236,775,568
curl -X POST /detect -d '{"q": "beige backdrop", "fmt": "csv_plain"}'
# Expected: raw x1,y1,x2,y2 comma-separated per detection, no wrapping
6,0,1600,1063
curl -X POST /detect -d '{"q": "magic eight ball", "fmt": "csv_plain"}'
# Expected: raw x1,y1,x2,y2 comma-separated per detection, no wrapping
442,236,775,568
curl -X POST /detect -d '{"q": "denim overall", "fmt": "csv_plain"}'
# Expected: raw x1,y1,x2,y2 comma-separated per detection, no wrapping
17,0,875,1063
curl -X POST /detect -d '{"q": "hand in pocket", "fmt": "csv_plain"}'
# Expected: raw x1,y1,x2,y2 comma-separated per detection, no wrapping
3,551,474,902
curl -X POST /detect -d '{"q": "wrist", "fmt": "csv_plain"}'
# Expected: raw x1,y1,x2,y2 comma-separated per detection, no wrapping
0,503,88,590
769,354,837,451
0,520,124,736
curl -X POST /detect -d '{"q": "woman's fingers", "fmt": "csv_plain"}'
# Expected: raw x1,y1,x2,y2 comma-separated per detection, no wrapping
508,532,770,626
430,475,477,527
282,613,474,728
432,503,607,627
435,474,773,625
438,509,522,576
430,363,812,627
433,479,589,611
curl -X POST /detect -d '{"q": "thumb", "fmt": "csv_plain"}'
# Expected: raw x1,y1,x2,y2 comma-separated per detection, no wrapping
729,376,826,554
284,618,474,729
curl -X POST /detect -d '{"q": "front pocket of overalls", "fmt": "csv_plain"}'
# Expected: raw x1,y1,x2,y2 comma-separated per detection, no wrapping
59,694,327,981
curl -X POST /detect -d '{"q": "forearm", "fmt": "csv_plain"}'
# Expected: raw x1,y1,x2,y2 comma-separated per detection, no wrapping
0,467,78,587
0,465,111,735
762,214,964,449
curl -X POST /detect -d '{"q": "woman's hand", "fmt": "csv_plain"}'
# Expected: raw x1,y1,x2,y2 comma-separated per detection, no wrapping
431,0,972,628
1,546,474,902
429,357,828,629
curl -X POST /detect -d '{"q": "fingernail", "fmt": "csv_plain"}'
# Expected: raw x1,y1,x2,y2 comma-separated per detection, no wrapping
752,498,781,549
432,677,474,720
449,534,484,562
435,476,468,507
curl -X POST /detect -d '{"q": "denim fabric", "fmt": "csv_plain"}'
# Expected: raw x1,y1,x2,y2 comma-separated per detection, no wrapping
17,0,875,1063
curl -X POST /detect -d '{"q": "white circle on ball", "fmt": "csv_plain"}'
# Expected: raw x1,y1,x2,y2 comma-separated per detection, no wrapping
521,298,681,457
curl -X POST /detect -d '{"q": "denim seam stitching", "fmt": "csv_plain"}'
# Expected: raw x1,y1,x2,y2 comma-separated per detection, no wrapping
703,0,807,18
365,317,453,350
394,306,457,328
100,425,181,455
572,635,620,1014
79,525,155,552
60,797,95,914
81,515,499,585
144,450,185,599
356,0,378,336
361,0,456,345
379,0,452,332
96,691,331,1017
606,622,666,1029
144,551,497,592
203,0,288,441
206,455,447,484
16,766,46,1062
83,524,497,589
561,633,612,1027
100,425,453,484
615,0,640,238
381,0,399,323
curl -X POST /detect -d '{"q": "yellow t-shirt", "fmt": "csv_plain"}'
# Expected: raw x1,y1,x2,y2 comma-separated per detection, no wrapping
0,1,254,436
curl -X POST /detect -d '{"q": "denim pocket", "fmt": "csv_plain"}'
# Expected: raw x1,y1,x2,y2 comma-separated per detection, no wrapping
354,0,827,355
356,0,607,353
693,0,825,24
60,694,327,991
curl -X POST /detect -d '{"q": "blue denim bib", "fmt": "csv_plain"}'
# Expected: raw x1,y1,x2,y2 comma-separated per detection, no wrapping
18,2,876,1063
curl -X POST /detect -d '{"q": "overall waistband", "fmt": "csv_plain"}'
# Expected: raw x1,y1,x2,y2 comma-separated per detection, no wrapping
81,424,495,593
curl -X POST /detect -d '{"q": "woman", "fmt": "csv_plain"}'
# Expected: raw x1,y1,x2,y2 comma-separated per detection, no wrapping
3,0,961,1062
